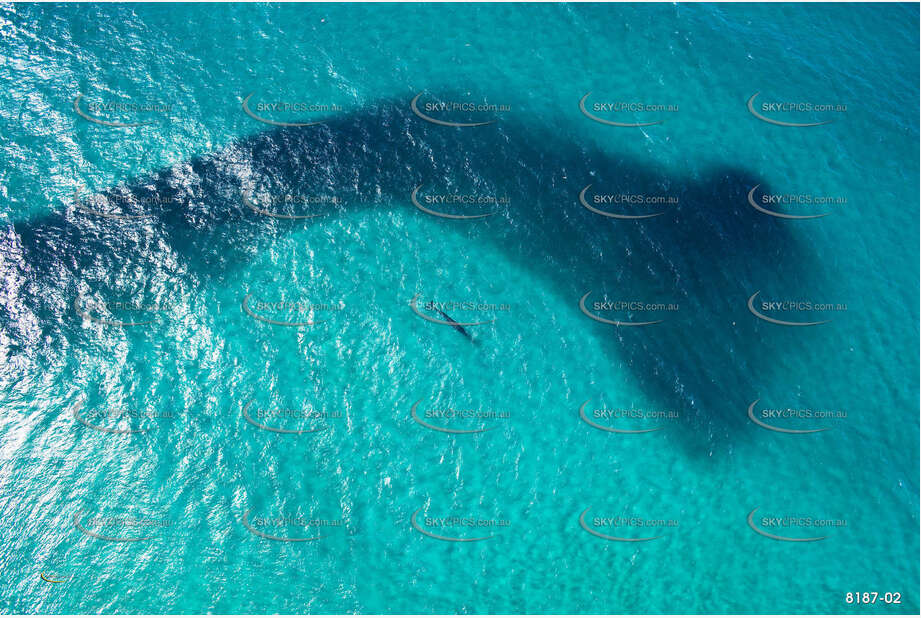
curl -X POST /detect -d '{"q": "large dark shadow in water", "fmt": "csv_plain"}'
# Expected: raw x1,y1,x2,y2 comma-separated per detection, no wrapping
3,94,824,457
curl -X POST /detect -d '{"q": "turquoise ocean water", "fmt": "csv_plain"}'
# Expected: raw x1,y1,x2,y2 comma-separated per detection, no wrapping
0,2,918,614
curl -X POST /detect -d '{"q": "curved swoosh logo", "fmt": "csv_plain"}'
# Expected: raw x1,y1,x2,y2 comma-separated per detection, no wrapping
410,92,495,127
409,293,495,326
578,400,661,434
578,184,663,219
74,295,153,327
410,185,493,220
241,93,324,127
242,293,327,327
579,291,663,326
747,185,829,220
71,399,146,435
73,513,153,542
40,572,68,583
579,93,662,128
410,399,493,434
71,188,153,221
241,191,322,220
747,399,829,434
241,509,322,542
747,508,827,542
578,508,663,542
746,93,832,128
410,508,494,542
73,94,152,128
241,400,325,435
747,291,830,326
